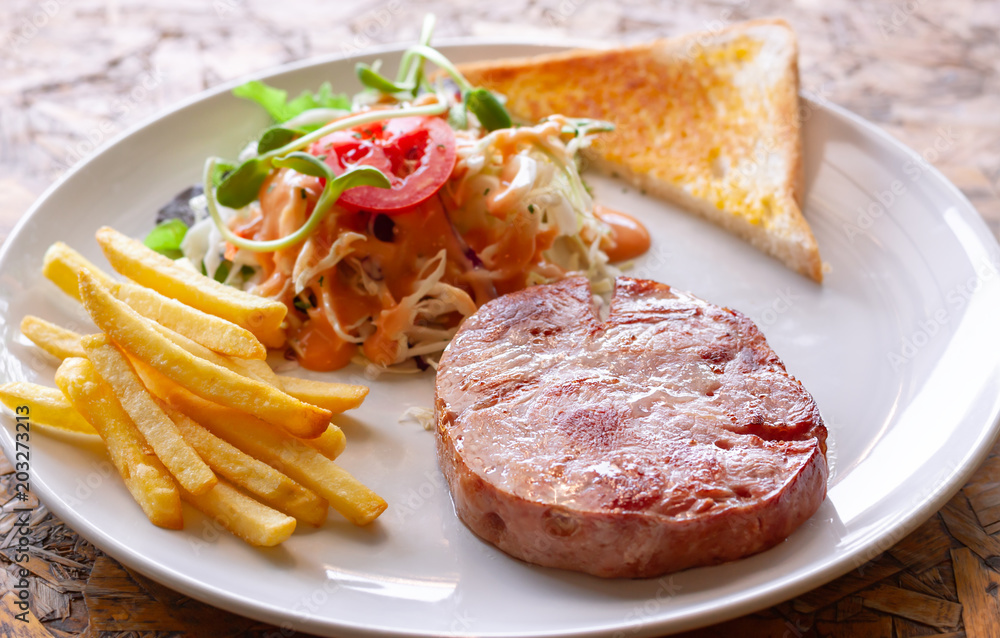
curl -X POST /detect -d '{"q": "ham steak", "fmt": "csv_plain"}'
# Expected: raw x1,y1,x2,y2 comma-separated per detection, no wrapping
434,276,828,578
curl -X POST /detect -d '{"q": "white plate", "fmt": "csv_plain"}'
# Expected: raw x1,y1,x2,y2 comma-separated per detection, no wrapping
3,41,1000,637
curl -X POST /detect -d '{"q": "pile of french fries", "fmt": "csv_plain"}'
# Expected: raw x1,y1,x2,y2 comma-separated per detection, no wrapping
0,226,386,546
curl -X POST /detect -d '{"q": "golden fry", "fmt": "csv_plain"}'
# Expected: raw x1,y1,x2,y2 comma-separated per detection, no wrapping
82,334,217,496
55,358,183,529
32,233,384,547
77,271,330,439
303,424,347,461
233,357,279,384
277,375,369,414
126,354,174,399
95,227,286,348
165,385,386,526
20,316,86,360
253,324,287,351
147,321,274,384
181,479,296,547
162,403,328,526
38,240,266,359
113,280,267,360
0,382,96,435
42,242,116,301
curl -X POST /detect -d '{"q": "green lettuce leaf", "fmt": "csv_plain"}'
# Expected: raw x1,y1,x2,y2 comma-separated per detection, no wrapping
143,219,188,259
232,80,351,123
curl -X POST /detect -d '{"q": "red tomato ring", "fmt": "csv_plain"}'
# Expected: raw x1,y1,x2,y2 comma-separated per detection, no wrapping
310,116,457,213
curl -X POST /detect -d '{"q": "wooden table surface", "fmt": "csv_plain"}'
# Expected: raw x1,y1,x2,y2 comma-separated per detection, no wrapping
2,1,1000,636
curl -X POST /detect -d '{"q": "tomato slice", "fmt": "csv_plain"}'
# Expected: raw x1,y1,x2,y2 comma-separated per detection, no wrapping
310,116,456,213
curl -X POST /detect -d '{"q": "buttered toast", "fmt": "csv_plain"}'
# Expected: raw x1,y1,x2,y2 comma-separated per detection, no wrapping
458,19,823,282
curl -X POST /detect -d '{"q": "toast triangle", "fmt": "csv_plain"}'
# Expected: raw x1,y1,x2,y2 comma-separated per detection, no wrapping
458,19,823,282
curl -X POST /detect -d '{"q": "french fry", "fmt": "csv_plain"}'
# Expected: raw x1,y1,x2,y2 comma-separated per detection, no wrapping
113,280,267,360
127,355,175,400
233,357,280,384
145,332,340,428
250,324,286,350
138,343,346,460
181,479,296,547
55,358,183,529
144,322,342,448
132,325,351,460
40,240,268,359
95,227,287,348
77,271,331,438
31,234,385,548
42,242,116,301
20,316,85,360
163,384,386,526
304,424,347,460
135,330,365,422
276,375,369,414
82,334,217,496
0,382,96,436
147,321,274,384
161,403,328,526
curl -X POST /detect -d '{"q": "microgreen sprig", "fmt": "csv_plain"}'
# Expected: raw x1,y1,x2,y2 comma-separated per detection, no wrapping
356,64,409,94
464,88,512,131
257,126,303,154
354,16,512,132
355,15,438,97
392,44,512,131
397,14,437,87
204,156,390,253
558,117,616,137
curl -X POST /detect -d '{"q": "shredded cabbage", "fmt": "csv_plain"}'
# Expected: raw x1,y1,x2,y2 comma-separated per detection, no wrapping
447,116,618,294
181,195,260,287
184,112,617,373
399,406,435,431
292,232,365,295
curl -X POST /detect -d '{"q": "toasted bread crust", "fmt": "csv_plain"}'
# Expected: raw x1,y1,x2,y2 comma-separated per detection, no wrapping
458,19,822,281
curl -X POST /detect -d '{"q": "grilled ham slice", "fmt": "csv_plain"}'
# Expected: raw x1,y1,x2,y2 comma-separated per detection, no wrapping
435,276,827,577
